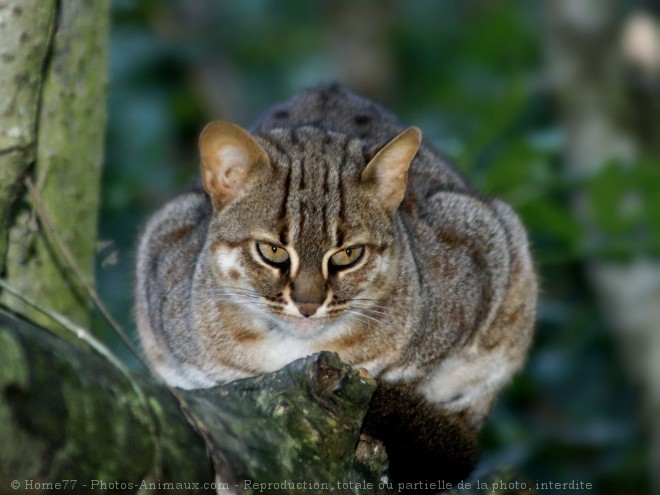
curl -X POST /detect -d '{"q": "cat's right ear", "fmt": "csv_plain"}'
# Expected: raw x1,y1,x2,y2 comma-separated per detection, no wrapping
361,127,422,215
199,121,271,208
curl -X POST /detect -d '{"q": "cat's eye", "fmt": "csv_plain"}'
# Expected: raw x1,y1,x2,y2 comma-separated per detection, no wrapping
329,246,364,269
256,242,290,266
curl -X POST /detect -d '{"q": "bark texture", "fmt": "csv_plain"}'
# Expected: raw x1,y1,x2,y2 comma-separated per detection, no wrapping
0,0,56,273
0,308,215,493
0,308,393,495
2,0,109,330
182,353,384,494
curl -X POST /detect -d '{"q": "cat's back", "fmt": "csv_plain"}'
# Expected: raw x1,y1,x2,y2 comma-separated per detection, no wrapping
251,83,402,142
251,84,469,192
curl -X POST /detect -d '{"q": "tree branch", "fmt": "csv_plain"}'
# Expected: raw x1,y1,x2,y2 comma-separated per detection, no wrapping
0,308,393,494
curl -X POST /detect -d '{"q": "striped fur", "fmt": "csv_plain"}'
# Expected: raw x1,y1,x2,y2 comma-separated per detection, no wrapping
136,85,537,482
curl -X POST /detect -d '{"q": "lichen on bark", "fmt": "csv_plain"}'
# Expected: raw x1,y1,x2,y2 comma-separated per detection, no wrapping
2,0,109,331
0,308,215,492
0,308,397,494
0,0,56,272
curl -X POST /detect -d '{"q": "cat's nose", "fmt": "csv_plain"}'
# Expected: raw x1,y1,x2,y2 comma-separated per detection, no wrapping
296,302,320,318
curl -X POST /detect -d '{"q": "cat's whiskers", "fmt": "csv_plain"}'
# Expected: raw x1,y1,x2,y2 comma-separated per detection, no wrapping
208,294,274,310
340,314,362,330
350,310,381,326
348,303,389,318
354,303,411,328
349,307,389,318
350,299,391,311
207,292,263,303
351,297,386,304
343,310,380,327
225,293,263,301
212,285,264,297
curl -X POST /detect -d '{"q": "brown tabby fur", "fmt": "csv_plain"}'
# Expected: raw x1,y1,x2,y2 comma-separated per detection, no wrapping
136,84,536,487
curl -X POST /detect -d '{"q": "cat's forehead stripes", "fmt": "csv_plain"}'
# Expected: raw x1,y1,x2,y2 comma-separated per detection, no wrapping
259,127,359,252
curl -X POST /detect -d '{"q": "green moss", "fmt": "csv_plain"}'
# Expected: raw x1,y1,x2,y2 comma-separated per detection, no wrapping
0,329,30,387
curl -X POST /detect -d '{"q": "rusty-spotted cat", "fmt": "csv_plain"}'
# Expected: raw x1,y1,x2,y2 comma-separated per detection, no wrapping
136,84,536,486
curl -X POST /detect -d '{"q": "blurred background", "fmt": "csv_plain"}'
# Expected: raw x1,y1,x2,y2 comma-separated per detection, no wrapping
98,1,660,493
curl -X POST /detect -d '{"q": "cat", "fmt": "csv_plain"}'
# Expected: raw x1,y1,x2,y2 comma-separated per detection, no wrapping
135,84,537,487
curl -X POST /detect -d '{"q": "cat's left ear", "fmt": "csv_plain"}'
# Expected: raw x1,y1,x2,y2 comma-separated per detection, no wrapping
361,127,422,214
199,121,271,208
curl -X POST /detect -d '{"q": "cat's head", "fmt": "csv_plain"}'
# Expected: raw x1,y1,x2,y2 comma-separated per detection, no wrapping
198,121,420,334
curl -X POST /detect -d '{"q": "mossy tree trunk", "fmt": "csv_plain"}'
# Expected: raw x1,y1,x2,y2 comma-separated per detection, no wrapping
0,0,56,272
0,0,109,331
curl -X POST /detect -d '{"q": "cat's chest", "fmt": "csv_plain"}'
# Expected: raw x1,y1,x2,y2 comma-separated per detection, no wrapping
248,323,321,372
209,311,401,380
228,316,345,370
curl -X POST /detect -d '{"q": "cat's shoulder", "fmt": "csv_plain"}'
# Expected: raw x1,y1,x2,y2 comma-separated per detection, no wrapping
137,191,210,266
